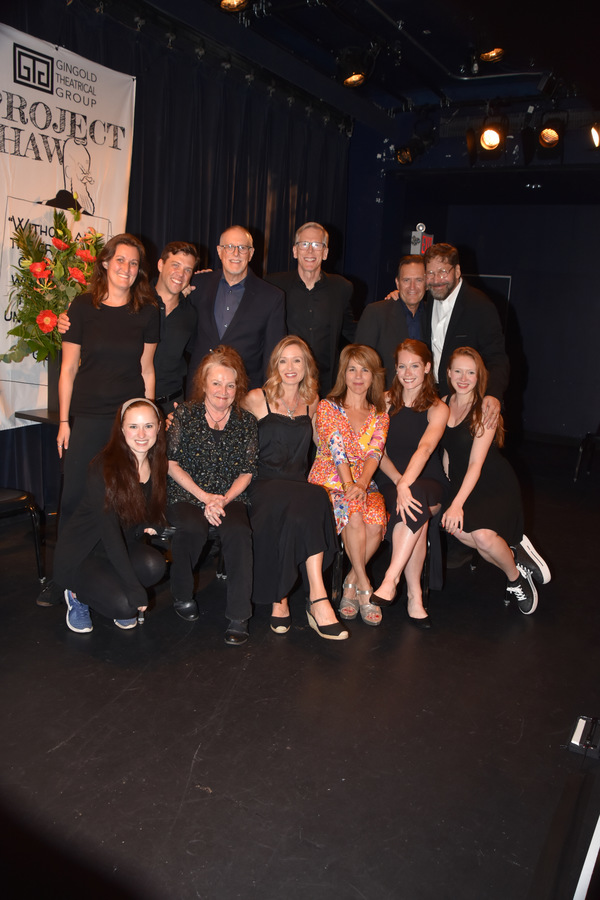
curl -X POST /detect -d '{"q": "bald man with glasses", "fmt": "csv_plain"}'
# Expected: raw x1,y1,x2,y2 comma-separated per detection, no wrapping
266,222,356,395
187,225,285,392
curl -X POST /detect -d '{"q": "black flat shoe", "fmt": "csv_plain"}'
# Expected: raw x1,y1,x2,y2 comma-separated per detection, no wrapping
371,591,396,608
306,598,349,641
407,613,432,630
173,599,199,622
270,615,291,634
225,619,249,645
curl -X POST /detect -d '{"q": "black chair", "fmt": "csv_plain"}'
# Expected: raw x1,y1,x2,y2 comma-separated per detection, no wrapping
574,426,600,481
0,489,45,582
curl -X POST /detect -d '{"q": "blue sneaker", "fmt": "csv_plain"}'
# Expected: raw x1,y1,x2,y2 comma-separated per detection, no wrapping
114,618,137,630
64,589,93,633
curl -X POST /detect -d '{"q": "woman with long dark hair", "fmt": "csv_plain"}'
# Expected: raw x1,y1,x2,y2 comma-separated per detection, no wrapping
441,347,550,613
243,336,347,640
54,399,168,632
56,233,159,526
309,344,389,626
167,346,258,646
371,340,448,628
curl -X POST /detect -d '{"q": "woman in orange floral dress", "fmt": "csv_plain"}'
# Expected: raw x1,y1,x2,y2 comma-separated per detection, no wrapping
309,344,389,626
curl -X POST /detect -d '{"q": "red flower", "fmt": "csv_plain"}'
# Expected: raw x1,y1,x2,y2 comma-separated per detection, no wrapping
52,236,69,251
29,261,51,279
36,309,58,333
76,248,95,264
68,266,86,284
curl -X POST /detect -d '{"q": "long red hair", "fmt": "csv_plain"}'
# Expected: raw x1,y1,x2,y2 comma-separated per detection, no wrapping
446,347,505,447
388,340,439,414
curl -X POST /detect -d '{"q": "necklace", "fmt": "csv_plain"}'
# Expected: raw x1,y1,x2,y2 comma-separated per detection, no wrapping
205,405,231,430
281,395,300,419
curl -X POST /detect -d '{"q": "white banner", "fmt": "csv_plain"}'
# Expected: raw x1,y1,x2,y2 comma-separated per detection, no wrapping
0,22,136,429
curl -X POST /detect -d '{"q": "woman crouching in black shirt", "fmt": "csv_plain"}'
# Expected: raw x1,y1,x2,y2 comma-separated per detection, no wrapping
54,398,167,633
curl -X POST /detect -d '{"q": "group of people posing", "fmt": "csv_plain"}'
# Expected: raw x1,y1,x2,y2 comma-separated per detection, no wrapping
46,225,550,645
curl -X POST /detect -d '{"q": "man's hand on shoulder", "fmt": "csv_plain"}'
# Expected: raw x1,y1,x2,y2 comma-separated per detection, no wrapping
482,395,501,430
385,289,399,301
182,269,212,297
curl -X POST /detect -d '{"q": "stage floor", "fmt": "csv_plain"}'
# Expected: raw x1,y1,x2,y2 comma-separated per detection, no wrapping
1,440,598,900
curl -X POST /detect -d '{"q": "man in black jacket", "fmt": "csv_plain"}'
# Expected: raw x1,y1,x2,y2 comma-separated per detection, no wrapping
355,254,427,387
187,225,285,392
266,222,355,395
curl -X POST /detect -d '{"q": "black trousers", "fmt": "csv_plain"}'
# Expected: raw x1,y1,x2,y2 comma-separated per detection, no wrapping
168,500,253,621
70,542,166,619
60,415,114,530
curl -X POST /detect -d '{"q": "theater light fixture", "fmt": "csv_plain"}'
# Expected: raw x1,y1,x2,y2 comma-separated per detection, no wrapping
480,120,505,151
338,47,375,88
220,0,249,11
479,47,504,63
538,116,563,148
591,124,600,148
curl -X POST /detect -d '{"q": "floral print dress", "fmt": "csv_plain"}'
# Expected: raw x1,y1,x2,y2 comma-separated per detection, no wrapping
308,399,389,534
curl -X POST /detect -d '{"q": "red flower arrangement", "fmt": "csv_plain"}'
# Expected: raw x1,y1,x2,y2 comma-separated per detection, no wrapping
29,261,51,280
68,266,86,284
36,310,58,333
2,210,104,363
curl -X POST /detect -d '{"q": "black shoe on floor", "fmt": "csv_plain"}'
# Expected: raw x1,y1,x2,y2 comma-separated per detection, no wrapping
173,599,199,622
506,565,538,615
224,619,249,645
36,580,64,607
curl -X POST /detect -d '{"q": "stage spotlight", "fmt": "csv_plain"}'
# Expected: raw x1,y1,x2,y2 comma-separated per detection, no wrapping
539,117,563,148
591,124,600,148
479,47,504,63
220,0,249,11
338,47,374,87
481,127,501,150
480,120,505,151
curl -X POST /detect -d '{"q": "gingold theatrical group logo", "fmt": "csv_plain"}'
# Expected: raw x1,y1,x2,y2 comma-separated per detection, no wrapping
13,43,54,95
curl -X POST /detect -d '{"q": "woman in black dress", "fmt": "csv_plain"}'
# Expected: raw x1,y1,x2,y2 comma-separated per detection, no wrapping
54,398,167,633
371,340,449,628
243,337,347,640
167,346,258,645
56,234,159,526
441,347,550,614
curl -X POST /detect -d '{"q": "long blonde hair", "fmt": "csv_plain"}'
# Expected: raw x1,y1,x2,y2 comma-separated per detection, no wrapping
263,336,319,405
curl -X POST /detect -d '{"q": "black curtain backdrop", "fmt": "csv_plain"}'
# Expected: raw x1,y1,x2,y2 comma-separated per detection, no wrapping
2,0,350,268
1,0,350,498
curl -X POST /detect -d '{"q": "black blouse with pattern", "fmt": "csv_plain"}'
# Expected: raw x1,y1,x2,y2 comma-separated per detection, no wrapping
167,401,258,507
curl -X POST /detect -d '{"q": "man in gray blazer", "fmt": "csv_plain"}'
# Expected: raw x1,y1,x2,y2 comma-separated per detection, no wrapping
187,225,285,392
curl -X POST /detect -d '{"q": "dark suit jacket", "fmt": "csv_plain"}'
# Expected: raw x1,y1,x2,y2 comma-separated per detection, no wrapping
424,280,509,400
355,298,425,388
187,268,285,392
266,270,355,395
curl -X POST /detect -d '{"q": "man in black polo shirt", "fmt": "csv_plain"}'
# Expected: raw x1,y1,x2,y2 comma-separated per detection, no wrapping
266,222,356,395
152,242,198,414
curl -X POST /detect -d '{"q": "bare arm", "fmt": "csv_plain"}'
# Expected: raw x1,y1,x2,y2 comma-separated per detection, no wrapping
141,343,157,399
241,388,268,419
57,341,81,457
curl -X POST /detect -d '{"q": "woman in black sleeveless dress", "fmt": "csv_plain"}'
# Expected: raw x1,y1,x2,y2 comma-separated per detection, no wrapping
244,337,347,640
441,347,550,614
371,340,449,628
